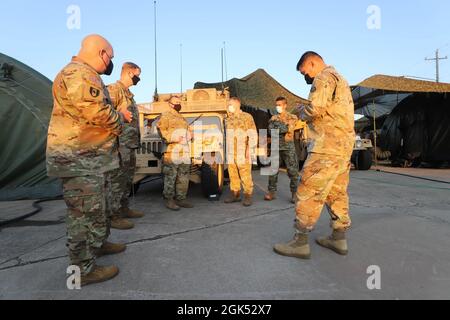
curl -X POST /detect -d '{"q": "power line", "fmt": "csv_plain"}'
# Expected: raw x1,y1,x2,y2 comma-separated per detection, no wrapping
402,43,449,76
402,75,436,81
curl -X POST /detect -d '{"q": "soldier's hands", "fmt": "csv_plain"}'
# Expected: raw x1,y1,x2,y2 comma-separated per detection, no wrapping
298,105,309,122
120,108,133,123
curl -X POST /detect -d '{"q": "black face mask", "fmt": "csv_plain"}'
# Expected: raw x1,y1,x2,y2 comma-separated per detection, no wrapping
101,53,114,76
305,74,314,85
103,60,114,76
132,75,141,86
173,104,182,112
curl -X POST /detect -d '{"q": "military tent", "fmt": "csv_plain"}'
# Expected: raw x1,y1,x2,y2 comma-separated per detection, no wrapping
0,52,61,201
352,75,450,165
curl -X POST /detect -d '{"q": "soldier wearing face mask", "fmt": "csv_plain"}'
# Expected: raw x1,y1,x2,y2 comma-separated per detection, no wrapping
47,34,133,286
274,51,355,260
107,62,144,231
224,97,258,207
264,97,300,204
157,95,194,211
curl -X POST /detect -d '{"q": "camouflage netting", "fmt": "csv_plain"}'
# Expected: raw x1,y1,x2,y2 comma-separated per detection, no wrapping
0,52,61,201
356,74,450,94
195,69,309,110
352,74,450,164
195,69,308,129
353,75,450,111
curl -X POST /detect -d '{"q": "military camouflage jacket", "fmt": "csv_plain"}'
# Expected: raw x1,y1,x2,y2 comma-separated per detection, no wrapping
46,57,123,178
225,109,258,157
300,66,355,157
107,81,140,149
268,112,299,151
157,107,190,163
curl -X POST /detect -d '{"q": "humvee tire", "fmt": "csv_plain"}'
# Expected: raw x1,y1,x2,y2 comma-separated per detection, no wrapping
201,153,224,197
355,150,373,171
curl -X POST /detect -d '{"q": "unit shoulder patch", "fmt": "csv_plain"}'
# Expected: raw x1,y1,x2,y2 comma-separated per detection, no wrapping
90,87,100,98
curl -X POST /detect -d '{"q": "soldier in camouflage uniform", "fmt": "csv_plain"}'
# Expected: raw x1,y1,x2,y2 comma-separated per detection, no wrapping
274,52,355,260
265,97,300,204
107,62,144,230
224,97,258,207
46,35,133,286
157,96,194,211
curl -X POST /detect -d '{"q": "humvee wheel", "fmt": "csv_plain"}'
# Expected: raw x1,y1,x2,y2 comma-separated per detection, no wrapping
201,154,224,198
355,150,373,171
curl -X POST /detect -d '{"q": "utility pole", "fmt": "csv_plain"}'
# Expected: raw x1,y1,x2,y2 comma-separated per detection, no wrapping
425,49,447,83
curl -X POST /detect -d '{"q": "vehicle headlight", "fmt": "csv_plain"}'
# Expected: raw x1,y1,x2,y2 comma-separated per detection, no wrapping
356,140,363,149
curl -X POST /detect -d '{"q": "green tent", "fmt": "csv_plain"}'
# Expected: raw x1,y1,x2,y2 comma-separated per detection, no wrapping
0,52,61,201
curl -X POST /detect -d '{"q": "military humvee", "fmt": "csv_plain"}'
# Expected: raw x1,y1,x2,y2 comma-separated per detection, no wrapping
352,136,373,171
134,88,229,198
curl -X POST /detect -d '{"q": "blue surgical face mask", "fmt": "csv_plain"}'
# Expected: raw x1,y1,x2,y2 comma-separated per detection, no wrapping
276,106,284,114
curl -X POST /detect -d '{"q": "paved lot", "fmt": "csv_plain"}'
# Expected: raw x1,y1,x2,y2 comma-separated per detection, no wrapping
0,168,449,300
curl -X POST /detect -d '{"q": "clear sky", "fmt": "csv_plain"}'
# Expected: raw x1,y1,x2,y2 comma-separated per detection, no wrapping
2,0,449,102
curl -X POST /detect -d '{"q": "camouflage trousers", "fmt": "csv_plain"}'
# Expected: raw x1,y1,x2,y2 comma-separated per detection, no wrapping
295,153,352,233
162,162,190,201
228,163,254,195
268,148,299,193
62,173,112,275
110,147,137,217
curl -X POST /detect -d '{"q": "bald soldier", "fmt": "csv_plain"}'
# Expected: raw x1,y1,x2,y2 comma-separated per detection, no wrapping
107,63,144,230
223,97,258,207
274,52,355,260
47,35,132,286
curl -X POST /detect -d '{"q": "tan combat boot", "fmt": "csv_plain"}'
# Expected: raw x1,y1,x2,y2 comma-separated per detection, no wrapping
111,215,135,230
165,199,181,211
122,208,145,219
274,233,311,260
97,242,127,257
291,192,297,204
81,265,119,287
224,192,241,204
264,191,277,201
175,199,194,209
243,194,253,207
316,230,348,256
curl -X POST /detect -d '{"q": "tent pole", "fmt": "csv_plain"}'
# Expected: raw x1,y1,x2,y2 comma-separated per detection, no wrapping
373,100,378,170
